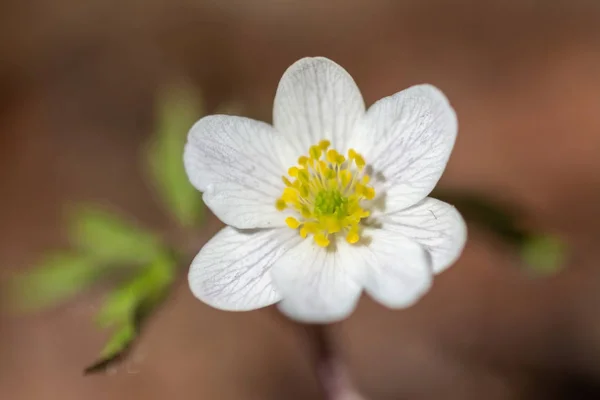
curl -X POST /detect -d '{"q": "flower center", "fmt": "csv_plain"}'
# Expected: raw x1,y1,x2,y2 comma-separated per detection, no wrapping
314,189,347,217
275,140,375,248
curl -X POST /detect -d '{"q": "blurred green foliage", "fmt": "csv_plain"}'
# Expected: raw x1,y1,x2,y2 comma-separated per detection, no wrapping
12,84,205,373
436,191,568,274
95,252,175,330
85,252,176,374
13,252,100,310
521,234,567,275
147,85,205,227
69,206,162,266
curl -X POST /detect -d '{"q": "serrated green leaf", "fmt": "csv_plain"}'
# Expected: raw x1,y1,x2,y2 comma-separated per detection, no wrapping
68,206,162,266
521,234,567,275
12,252,99,310
147,84,204,227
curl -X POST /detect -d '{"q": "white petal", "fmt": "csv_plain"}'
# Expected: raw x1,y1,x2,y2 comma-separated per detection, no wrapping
188,227,301,311
381,197,467,274
271,239,362,323
202,182,281,229
349,84,458,212
273,57,366,155
184,115,295,228
347,228,432,309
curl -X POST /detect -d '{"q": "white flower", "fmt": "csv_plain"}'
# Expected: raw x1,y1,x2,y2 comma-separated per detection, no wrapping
184,57,466,323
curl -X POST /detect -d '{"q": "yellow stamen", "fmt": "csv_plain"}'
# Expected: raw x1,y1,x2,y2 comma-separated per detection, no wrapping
275,199,287,211
319,140,331,150
300,227,309,238
354,154,366,170
346,229,360,244
309,146,322,160
275,141,375,247
285,217,301,229
314,233,330,247
326,149,340,164
288,167,300,177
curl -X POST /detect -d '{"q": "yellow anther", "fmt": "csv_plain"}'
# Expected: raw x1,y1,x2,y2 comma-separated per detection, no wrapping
303,222,319,233
300,226,309,238
319,140,331,150
355,183,365,196
285,217,301,229
309,146,321,160
360,209,370,218
326,149,340,164
324,217,341,234
298,156,309,166
361,175,370,184
282,176,293,186
364,186,375,200
347,209,363,223
314,233,330,247
348,149,357,159
281,187,297,202
318,160,328,174
288,167,300,177
346,229,360,244
299,168,309,178
354,154,366,169
275,199,287,211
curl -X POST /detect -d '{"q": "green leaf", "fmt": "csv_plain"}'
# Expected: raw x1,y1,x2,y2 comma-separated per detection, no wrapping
12,252,99,310
84,321,136,375
86,253,176,374
95,252,175,328
100,321,136,359
68,206,162,266
521,234,567,275
147,84,204,227
95,280,140,328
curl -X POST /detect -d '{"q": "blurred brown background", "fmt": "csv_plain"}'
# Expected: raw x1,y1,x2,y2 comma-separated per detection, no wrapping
3,1,600,399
